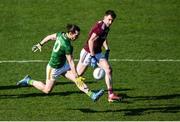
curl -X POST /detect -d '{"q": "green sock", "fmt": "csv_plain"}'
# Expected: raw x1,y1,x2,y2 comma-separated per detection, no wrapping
87,90,93,97
28,79,34,85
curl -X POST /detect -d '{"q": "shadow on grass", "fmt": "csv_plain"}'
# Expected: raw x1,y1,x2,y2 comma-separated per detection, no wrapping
70,105,180,116
0,91,82,99
56,80,96,85
118,93,180,107
106,88,133,92
125,93,180,101
0,85,19,90
0,80,96,90
69,93,180,116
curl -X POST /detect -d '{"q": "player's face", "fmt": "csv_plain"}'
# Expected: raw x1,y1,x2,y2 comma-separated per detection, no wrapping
70,31,80,41
103,15,114,27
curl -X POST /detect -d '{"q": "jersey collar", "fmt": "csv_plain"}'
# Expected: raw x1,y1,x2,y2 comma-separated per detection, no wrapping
62,33,69,40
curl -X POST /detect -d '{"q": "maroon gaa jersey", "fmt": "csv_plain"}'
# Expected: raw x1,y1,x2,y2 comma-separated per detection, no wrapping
83,21,110,54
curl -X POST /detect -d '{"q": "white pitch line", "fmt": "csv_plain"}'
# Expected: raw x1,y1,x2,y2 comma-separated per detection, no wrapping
1,59,180,63
109,59,180,62
0,60,48,63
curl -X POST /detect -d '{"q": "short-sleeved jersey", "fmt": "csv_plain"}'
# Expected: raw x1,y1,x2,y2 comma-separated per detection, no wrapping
48,32,73,69
83,21,110,54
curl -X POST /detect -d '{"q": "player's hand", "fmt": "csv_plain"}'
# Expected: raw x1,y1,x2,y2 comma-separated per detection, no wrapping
91,56,98,68
75,76,86,87
105,49,110,60
32,43,42,52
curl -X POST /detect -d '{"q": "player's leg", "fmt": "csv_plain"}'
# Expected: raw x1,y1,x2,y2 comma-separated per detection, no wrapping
76,61,88,76
94,53,112,90
98,59,112,91
76,49,90,76
17,64,56,94
64,70,89,93
98,58,122,102
64,70,104,102
30,79,55,94
30,64,56,94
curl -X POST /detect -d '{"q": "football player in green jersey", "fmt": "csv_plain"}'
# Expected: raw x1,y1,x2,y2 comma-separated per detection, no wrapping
17,24,104,102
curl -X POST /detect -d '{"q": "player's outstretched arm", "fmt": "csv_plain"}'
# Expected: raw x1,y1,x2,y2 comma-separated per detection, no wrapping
66,54,78,78
32,33,57,52
103,39,109,51
65,54,88,89
88,33,98,56
88,33,99,68
103,39,110,60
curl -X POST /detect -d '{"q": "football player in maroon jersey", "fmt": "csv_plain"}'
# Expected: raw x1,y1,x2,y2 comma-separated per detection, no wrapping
77,10,122,102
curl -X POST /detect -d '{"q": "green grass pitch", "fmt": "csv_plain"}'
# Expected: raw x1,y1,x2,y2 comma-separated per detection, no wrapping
0,0,180,121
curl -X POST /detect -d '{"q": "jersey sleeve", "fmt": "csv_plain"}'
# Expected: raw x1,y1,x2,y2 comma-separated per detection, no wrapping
92,23,102,36
56,32,61,37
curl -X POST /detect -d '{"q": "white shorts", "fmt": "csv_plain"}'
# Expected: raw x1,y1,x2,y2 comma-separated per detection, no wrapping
79,48,104,66
46,63,70,80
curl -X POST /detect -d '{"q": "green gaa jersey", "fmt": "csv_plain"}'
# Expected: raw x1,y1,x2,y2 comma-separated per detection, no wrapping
48,32,73,69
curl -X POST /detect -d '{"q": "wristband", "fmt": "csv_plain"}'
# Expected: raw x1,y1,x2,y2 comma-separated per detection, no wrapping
106,49,110,52
39,42,43,46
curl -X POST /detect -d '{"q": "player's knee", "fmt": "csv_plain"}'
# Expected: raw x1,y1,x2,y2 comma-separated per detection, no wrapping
105,66,112,74
43,88,52,94
44,90,51,94
76,64,86,76
76,68,81,75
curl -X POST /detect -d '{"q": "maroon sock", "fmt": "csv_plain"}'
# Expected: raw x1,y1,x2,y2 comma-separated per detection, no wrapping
108,88,113,95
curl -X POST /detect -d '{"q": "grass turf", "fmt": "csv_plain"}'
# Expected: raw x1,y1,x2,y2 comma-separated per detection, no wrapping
0,0,179,120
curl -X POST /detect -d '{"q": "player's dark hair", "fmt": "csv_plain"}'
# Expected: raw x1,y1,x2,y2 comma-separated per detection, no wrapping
105,10,116,19
66,24,80,33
